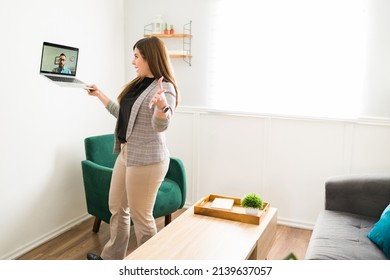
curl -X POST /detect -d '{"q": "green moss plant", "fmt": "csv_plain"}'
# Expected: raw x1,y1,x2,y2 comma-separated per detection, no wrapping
241,193,263,209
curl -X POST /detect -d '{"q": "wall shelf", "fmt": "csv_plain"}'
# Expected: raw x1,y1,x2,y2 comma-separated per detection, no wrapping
144,34,192,39
144,20,192,66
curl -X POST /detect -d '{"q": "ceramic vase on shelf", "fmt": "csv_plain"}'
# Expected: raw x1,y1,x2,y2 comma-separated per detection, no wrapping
152,15,164,34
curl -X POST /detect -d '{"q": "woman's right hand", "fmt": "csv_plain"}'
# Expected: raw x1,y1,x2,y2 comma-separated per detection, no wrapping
84,84,110,106
85,84,99,97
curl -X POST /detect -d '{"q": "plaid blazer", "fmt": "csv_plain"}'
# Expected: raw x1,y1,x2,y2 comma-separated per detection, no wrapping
105,79,176,166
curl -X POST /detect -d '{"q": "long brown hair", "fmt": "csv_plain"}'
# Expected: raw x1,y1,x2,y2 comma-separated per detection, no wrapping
117,36,179,107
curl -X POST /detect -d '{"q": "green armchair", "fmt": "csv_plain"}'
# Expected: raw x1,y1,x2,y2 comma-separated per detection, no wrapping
81,134,186,233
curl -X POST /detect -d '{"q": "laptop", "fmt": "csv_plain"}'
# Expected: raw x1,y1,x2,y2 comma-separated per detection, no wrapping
39,41,89,88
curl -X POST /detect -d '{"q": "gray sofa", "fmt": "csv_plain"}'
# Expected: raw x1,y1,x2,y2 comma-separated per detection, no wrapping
305,175,390,260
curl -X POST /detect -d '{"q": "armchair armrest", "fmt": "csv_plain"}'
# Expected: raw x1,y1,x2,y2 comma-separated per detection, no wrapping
325,174,390,218
81,160,113,223
165,157,187,208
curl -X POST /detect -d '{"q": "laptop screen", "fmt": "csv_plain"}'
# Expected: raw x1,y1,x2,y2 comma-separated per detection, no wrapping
40,42,79,77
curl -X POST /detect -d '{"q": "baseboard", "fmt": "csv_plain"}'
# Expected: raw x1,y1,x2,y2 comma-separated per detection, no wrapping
277,217,315,230
2,213,91,260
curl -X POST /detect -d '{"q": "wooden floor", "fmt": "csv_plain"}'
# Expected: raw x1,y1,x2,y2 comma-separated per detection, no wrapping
17,208,312,260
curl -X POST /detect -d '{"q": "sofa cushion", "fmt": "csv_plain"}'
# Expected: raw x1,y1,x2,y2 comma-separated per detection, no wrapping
305,210,387,260
367,204,390,259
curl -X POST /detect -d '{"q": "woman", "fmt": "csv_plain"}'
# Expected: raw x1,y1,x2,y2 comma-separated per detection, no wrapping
85,36,179,260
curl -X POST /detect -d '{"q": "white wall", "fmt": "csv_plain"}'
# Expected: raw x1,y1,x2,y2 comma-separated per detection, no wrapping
0,0,125,259
363,0,390,118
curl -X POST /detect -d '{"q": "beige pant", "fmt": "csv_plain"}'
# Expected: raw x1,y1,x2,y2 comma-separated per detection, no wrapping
101,144,169,260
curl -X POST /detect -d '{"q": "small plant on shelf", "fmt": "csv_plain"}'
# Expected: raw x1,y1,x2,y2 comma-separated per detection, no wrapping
241,193,263,215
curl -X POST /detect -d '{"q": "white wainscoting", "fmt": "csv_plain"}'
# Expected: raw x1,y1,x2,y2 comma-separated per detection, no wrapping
166,107,390,229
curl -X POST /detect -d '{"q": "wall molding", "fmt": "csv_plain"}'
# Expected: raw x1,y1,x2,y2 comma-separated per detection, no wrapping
177,106,390,126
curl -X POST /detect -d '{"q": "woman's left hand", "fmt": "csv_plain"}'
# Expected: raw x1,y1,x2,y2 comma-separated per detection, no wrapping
148,77,167,109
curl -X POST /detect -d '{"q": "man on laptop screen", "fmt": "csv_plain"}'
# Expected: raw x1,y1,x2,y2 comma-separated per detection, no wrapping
52,53,72,74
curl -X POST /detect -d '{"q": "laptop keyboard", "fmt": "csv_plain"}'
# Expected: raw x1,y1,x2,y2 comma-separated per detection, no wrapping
49,76,83,83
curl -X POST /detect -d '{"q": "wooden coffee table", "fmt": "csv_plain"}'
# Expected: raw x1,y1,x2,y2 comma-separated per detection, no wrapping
125,199,277,260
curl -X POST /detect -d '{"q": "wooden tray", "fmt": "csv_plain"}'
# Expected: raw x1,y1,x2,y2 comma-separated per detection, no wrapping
194,194,270,225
